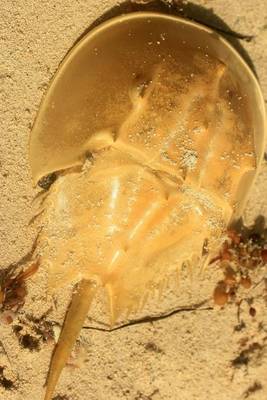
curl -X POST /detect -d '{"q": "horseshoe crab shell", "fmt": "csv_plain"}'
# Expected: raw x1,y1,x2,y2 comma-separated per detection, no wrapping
28,12,266,400
30,13,265,210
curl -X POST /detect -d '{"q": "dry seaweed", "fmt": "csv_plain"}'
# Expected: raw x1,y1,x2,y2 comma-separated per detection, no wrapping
212,227,267,307
0,262,39,324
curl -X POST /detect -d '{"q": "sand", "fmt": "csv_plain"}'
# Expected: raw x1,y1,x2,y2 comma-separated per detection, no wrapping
0,0,267,399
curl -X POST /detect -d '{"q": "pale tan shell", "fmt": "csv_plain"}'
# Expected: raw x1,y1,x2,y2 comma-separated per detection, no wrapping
28,12,266,400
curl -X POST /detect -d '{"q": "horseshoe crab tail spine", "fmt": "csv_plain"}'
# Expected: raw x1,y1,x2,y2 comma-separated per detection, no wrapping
44,279,97,400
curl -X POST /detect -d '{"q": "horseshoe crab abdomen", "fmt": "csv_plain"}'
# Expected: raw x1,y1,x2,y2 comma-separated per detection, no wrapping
39,146,230,321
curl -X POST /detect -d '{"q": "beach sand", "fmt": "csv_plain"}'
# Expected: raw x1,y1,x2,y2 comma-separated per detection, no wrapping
1,1,267,399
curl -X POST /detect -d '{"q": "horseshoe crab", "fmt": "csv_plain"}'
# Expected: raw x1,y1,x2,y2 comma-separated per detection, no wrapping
28,12,266,400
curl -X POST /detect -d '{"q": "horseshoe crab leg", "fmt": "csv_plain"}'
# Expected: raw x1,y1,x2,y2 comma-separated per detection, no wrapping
44,279,97,400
